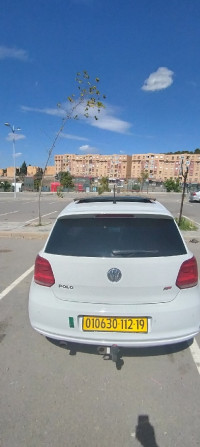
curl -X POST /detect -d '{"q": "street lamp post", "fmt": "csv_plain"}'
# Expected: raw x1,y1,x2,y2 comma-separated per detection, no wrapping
4,123,21,199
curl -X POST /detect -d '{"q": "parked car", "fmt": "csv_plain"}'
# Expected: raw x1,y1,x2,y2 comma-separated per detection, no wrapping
29,196,200,359
189,190,200,202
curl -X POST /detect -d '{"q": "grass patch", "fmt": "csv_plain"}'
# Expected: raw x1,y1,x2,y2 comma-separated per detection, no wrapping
176,217,197,231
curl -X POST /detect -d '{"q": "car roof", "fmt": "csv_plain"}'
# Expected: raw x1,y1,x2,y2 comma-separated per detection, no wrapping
58,196,173,218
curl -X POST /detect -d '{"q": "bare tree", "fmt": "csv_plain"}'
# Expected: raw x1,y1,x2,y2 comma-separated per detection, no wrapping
138,170,148,192
178,158,190,225
38,71,106,225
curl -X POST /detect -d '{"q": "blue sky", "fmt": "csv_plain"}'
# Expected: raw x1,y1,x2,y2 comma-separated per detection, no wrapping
1,0,200,168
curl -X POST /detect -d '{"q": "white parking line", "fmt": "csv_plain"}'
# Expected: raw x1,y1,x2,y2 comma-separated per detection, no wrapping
190,339,200,375
21,201,37,205
16,211,58,228
0,211,19,216
0,265,34,301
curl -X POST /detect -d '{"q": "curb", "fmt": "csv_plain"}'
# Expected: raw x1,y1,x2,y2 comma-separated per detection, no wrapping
0,230,200,242
0,231,50,239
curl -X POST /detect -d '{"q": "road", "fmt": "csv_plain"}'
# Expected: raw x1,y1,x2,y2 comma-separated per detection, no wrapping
0,192,200,447
0,191,200,226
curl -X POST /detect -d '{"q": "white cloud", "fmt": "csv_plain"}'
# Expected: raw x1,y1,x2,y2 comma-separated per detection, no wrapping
15,152,22,158
77,102,132,134
90,110,131,134
21,102,132,134
6,133,26,142
0,45,29,61
79,144,99,153
60,132,89,141
21,105,65,117
142,67,174,91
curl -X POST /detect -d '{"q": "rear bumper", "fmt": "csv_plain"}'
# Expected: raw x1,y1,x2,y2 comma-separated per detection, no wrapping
189,197,200,202
29,282,200,348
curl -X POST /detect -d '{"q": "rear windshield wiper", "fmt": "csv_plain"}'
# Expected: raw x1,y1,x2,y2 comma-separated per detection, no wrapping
112,249,159,257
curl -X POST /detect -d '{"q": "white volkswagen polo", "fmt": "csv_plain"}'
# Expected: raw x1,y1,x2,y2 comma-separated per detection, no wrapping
29,196,200,354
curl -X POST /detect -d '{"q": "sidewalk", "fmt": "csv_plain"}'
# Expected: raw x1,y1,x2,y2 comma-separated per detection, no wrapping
0,220,52,239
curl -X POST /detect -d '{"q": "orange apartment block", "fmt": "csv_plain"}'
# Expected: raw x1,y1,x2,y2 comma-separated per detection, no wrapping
3,153,200,183
55,152,200,182
6,166,17,177
55,154,132,179
131,153,200,183
26,166,55,176
27,166,43,176
3,165,55,178
54,153,200,183
44,166,56,176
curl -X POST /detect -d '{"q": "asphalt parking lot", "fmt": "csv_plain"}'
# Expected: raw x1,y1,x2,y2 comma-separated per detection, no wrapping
0,192,200,447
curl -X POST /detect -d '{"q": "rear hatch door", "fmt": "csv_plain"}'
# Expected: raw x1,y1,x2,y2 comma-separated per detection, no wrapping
44,214,188,305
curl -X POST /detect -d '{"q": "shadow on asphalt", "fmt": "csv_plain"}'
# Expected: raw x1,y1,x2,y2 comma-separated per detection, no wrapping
46,337,193,370
135,414,159,447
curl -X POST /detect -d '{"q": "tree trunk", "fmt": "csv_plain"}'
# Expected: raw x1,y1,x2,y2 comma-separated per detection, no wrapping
178,171,188,225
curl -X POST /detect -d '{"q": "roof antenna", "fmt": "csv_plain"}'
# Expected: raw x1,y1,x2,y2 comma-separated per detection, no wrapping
113,184,117,204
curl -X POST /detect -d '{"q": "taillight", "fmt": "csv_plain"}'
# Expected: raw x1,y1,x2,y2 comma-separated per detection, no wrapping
34,255,55,287
176,256,198,289
192,192,197,196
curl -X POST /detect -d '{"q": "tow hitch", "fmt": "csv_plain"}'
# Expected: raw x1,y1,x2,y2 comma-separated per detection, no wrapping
97,345,124,368
110,345,120,362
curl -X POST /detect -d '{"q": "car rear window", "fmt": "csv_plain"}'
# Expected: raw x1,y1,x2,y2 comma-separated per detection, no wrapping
45,216,186,257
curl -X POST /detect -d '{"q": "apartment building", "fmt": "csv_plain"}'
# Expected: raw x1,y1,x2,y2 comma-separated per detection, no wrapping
55,152,200,182
3,153,199,183
44,166,56,176
131,153,200,183
26,166,55,176
1,165,55,179
55,154,132,179
6,166,16,177
27,166,42,176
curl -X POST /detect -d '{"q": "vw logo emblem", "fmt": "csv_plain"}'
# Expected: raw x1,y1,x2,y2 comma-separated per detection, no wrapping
107,268,122,282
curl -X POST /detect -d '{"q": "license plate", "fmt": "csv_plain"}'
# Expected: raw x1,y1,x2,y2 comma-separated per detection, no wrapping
82,316,148,333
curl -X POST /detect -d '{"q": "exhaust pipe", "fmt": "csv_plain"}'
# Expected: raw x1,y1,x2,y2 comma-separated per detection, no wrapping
59,340,68,347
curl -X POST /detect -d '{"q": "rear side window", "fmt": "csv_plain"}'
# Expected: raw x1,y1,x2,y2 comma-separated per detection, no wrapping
45,216,186,257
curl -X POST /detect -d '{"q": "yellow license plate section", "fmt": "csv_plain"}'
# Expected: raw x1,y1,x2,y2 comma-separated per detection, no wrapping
82,316,148,333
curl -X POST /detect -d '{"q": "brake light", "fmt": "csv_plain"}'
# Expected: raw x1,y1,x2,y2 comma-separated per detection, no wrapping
95,214,134,218
176,256,198,289
192,192,197,196
34,255,55,287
